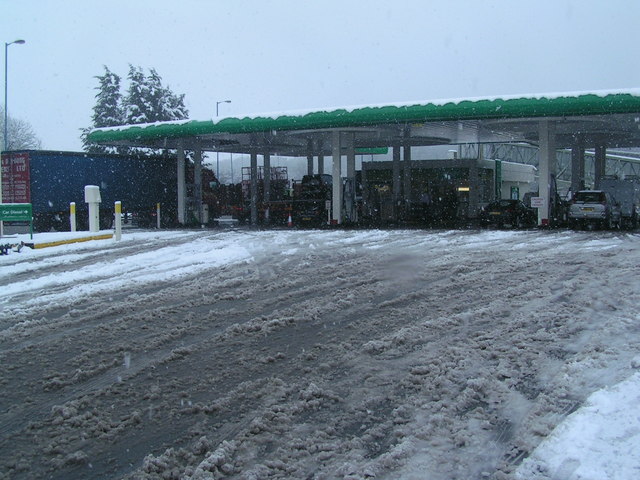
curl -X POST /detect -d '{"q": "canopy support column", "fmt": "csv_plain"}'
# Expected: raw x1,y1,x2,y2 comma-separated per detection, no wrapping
345,132,356,223
538,120,556,226
594,144,606,189
318,139,325,175
469,160,480,219
392,140,401,221
194,144,203,224
307,139,314,176
403,130,412,208
250,145,258,226
263,152,271,224
571,135,585,194
177,140,186,225
332,131,342,224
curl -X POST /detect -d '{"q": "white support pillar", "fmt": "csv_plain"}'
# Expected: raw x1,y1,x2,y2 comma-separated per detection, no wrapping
392,141,401,220
307,154,314,176
177,141,186,225
332,131,342,224
318,139,325,175
263,152,271,224
469,161,480,218
250,147,258,226
403,136,412,205
346,132,356,222
538,121,556,226
194,145,203,223
307,139,314,176
263,153,271,203
594,144,606,189
571,135,585,194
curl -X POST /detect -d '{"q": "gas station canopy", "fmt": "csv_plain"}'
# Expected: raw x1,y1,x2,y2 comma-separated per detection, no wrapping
87,89,640,154
87,89,640,227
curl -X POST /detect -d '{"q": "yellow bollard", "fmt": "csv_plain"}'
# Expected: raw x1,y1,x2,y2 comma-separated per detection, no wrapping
115,201,122,241
70,202,77,232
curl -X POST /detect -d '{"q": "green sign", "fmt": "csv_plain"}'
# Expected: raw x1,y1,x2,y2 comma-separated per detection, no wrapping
0,203,32,221
0,203,33,239
355,147,389,155
495,159,502,199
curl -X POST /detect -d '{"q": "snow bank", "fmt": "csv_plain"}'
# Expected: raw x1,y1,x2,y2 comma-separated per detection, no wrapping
516,372,640,480
0,230,252,311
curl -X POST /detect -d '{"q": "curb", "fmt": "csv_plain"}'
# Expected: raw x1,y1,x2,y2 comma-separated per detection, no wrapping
29,233,114,249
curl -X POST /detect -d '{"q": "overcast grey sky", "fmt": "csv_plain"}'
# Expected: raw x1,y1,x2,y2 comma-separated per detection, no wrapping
2,0,640,152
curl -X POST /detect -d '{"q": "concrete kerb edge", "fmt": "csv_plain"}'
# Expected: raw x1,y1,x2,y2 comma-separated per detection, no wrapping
29,233,114,249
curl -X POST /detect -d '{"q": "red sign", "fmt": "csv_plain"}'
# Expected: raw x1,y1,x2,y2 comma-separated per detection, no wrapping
1,152,31,203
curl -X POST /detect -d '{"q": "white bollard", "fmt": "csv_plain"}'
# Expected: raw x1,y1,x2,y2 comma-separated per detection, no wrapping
84,185,101,232
156,203,161,229
70,202,77,232
201,203,209,226
114,201,122,241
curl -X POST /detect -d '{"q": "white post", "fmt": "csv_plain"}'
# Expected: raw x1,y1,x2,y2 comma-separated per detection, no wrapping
537,121,556,226
318,139,324,175
156,203,161,229
194,145,203,223
177,142,186,225
263,152,271,225
392,141,401,221
84,185,101,232
114,201,122,241
69,202,77,232
332,131,342,224
346,132,356,222
250,147,258,226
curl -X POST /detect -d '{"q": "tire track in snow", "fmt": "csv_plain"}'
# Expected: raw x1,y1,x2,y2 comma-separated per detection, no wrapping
2,229,639,480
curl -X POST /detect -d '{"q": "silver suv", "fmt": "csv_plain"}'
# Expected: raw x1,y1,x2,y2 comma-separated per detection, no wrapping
569,190,621,229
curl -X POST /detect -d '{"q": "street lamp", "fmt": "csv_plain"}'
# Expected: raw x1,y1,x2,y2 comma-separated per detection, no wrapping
215,100,231,181
216,99,231,117
4,39,26,153
1,38,25,237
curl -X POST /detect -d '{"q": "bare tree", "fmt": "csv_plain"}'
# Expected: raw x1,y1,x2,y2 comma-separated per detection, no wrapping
1,106,42,151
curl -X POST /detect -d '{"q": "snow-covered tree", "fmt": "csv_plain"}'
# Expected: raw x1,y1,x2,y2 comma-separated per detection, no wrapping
0,106,42,151
124,65,149,125
83,65,188,153
82,66,124,153
125,65,188,125
93,66,124,127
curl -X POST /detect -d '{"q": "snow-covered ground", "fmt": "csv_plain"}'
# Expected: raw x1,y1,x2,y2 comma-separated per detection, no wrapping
1,228,639,479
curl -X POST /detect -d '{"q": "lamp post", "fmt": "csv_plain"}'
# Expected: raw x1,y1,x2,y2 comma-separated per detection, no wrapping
4,39,25,153
1,38,25,237
215,100,231,181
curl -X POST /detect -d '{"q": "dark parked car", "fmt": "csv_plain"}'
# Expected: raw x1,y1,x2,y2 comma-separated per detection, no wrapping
479,199,537,228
